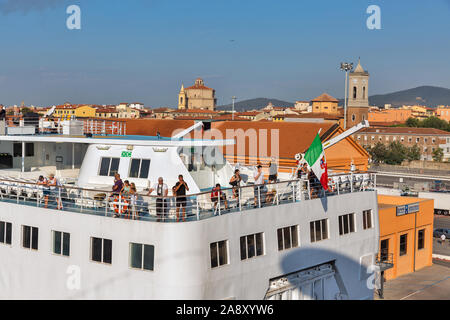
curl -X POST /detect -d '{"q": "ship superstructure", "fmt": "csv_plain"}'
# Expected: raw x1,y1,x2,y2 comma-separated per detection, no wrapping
0,119,381,300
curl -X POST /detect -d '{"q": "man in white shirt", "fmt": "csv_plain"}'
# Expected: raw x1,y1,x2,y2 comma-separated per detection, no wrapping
253,165,264,207
148,177,168,221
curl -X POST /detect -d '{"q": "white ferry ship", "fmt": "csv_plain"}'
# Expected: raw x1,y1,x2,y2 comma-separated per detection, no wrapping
0,118,385,300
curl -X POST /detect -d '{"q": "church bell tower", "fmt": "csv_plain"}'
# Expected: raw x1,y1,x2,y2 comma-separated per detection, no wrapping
347,59,369,128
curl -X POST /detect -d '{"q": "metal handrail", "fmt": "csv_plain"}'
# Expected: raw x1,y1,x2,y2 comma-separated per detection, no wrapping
0,172,377,223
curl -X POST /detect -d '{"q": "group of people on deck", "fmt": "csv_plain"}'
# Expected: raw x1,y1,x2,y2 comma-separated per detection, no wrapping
108,159,284,221
223,160,279,209
36,173,62,210
111,173,189,222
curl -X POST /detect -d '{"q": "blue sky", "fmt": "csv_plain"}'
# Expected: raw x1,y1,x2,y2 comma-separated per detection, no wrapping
0,0,449,107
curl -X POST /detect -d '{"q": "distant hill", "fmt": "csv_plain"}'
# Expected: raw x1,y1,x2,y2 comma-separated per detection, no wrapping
218,98,293,112
368,86,450,107
337,86,450,107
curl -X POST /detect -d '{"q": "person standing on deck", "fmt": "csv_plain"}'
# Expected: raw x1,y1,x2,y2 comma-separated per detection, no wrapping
148,177,168,222
47,173,62,210
253,164,264,207
268,158,278,183
173,174,189,222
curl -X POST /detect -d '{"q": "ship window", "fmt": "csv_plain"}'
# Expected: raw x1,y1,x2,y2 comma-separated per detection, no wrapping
129,159,151,179
0,221,12,245
22,225,38,250
240,233,264,260
210,240,228,269
52,231,70,256
338,213,356,236
310,219,328,243
91,237,112,264
99,157,120,177
399,234,408,256
130,243,154,271
13,143,34,157
277,225,299,251
418,229,425,250
363,210,373,230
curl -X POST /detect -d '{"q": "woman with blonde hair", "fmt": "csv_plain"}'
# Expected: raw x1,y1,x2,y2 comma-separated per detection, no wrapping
130,183,138,220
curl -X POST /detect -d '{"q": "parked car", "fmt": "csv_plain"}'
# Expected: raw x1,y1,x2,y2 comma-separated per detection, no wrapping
433,228,450,238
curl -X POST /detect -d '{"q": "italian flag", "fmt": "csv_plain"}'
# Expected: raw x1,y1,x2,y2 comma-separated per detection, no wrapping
304,134,328,190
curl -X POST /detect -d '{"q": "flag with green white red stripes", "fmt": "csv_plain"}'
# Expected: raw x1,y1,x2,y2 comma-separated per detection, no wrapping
304,134,328,190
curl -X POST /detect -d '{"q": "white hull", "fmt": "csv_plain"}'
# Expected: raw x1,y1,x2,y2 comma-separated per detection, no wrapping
0,191,378,300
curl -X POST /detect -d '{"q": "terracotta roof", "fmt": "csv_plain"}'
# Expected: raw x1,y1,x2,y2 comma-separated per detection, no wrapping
124,119,196,137
288,112,342,120
361,127,450,135
174,109,218,114
96,108,118,113
185,84,213,91
152,107,174,113
211,121,337,159
311,93,339,103
236,111,261,116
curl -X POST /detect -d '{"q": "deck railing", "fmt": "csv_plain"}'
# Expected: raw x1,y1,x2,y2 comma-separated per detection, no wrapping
2,117,127,136
0,172,377,223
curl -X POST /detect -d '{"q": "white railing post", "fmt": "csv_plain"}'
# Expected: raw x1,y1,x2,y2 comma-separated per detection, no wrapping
350,173,354,193
292,184,295,203
276,184,279,205
337,179,340,195
238,187,242,211
105,197,109,216
119,194,122,217
58,187,62,210
80,192,84,213
258,186,262,208
307,180,311,200
218,193,221,215
196,198,199,221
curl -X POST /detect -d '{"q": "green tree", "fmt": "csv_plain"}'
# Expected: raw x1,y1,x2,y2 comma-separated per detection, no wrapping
20,107,32,114
432,147,444,162
405,117,420,127
420,116,448,131
367,142,388,164
407,144,421,161
385,141,408,165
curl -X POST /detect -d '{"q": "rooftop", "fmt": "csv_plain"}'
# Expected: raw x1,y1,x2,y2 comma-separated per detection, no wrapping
361,127,450,135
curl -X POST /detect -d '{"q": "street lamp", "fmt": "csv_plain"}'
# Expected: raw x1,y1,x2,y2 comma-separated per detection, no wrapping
340,62,353,130
232,96,236,121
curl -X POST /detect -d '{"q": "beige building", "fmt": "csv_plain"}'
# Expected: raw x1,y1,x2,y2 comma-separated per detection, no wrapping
311,93,339,114
178,78,217,110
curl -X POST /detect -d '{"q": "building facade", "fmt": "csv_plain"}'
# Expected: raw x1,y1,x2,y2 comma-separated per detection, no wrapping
311,93,339,115
178,78,217,111
354,127,450,161
377,195,434,280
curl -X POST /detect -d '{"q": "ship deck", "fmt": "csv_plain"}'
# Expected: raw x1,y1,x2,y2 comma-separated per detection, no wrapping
0,172,376,223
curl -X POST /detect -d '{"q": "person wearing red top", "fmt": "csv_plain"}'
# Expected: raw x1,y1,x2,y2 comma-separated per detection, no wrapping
211,183,228,210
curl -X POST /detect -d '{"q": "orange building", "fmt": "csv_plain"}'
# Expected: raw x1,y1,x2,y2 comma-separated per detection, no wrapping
378,195,434,280
436,106,450,122
368,109,412,123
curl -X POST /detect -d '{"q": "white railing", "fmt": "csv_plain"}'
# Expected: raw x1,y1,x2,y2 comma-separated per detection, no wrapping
0,172,377,222
3,117,127,136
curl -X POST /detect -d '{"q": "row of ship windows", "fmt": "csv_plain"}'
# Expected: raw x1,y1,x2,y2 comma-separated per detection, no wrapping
210,210,373,268
0,222,154,271
0,210,373,271
99,157,150,179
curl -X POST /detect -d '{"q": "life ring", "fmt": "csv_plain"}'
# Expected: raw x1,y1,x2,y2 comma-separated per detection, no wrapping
113,196,129,214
